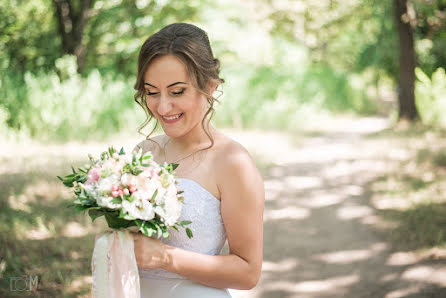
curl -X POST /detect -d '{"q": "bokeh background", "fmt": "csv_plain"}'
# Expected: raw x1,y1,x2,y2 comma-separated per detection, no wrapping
1,0,445,297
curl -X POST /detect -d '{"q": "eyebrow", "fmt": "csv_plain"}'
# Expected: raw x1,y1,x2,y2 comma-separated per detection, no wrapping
144,81,187,88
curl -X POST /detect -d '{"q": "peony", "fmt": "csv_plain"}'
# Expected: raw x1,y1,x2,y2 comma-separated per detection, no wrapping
122,197,155,221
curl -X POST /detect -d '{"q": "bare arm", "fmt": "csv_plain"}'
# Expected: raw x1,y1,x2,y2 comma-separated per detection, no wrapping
154,144,265,290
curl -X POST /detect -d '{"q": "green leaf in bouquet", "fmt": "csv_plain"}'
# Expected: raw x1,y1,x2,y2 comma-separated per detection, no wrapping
118,209,126,219
88,209,105,222
136,220,154,237
122,214,137,220
111,197,122,204
162,231,170,238
123,164,132,173
171,225,179,231
150,189,158,202
119,147,125,155
108,146,116,156
133,168,143,176
143,226,155,237
186,227,193,239
100,151,107,160
118,209,136,220
85,206,102,211
135,219,144,228
80,198,95,205
177,190,184,194
71,165,76,174
171,163,179,171
178,220,192,226
156,225,163,238
78,167,88,174
126,195,135,203
142,154,152,160
104,211,135,229
75,205,91,213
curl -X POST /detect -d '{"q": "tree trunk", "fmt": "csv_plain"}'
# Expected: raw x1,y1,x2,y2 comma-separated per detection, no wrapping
394,0,419,121
52,0,93,73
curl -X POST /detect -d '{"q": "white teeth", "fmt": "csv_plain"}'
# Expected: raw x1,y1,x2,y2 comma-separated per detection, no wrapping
163,113,182,120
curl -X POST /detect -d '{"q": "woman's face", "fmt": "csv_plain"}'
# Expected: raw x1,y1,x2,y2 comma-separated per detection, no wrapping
143,54,208,138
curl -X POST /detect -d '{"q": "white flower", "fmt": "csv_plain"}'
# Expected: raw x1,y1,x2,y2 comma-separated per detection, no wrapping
97,177,113,194
97,175,120,195
166,183,177,198
120,173,136,186
80,182,95,194
135,175,160,198
122,197,155,221
154,206,166,218
97,196,122,209
163,195,182,225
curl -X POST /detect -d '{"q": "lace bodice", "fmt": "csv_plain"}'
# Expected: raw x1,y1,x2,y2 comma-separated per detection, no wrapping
138,178,227,279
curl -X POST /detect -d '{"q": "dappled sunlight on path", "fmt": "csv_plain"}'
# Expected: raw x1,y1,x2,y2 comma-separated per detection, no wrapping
2,116,445,297
225,116,446,298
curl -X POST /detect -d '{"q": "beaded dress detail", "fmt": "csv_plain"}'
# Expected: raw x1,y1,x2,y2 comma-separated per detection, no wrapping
138,178,227,279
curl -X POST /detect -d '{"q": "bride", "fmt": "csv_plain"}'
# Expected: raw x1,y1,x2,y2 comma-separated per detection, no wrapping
130,22,264,297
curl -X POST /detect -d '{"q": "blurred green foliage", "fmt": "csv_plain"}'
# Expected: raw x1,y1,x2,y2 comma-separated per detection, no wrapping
415,67,446,128
0,0,445,141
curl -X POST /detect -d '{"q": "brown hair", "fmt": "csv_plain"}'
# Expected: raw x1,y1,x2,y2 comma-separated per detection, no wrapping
133,22,224,153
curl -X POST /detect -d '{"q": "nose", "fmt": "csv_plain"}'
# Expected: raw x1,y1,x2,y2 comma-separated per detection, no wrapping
157,95,173,116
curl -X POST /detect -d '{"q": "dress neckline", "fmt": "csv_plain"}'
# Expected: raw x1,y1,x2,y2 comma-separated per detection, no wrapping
177,177,220,203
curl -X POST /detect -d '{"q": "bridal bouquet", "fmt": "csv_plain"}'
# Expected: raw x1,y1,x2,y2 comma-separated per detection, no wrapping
58,146,192,238
58,146,192,298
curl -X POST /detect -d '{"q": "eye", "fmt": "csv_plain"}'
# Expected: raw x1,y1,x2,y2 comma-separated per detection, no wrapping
172,88,186,95
146,91,159,96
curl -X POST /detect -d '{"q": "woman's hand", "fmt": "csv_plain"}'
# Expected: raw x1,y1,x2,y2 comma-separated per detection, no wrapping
131,232,170,270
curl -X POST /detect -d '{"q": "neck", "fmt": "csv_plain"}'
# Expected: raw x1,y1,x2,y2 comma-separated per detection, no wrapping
168,120,216,151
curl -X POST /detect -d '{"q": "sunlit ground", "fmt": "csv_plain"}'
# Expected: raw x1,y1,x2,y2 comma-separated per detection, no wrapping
1,115,445,297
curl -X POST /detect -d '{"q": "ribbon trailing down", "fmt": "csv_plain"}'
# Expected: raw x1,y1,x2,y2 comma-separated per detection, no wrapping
92,230,141,298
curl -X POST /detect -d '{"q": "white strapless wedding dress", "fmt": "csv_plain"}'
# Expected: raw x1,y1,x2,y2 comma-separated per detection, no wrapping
138,178,232,297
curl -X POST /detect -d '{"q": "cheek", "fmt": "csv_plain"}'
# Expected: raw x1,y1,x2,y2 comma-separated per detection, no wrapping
145,98,156,113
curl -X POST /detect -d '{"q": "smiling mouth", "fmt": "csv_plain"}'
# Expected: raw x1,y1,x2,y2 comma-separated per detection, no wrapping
162,113,184,121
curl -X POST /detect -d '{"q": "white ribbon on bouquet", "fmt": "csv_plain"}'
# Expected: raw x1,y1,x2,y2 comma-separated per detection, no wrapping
91,229,141,298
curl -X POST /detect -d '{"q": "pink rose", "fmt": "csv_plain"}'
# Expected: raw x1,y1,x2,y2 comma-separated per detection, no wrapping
86,167,101,184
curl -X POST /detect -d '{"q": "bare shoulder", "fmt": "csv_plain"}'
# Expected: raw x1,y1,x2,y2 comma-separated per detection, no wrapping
213,133,263,193
214,135,252,166
133,134,166,158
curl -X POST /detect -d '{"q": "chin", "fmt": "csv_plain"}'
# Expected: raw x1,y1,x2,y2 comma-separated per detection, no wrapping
163,128,186,138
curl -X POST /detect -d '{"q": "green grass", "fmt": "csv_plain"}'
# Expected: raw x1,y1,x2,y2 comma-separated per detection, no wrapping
369,128,446,252
0,156,100,297
380,202,446,251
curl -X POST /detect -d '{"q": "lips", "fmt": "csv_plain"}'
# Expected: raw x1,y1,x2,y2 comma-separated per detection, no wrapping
161,112,184,123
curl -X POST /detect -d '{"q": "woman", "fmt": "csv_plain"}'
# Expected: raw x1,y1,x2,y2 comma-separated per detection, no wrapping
131,23,264,298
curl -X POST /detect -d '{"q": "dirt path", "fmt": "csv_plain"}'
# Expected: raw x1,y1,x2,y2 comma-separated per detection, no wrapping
3,117,444,297
225,117,446,298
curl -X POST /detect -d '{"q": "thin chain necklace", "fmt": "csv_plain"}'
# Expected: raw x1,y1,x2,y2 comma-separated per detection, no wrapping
162,137,207,164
